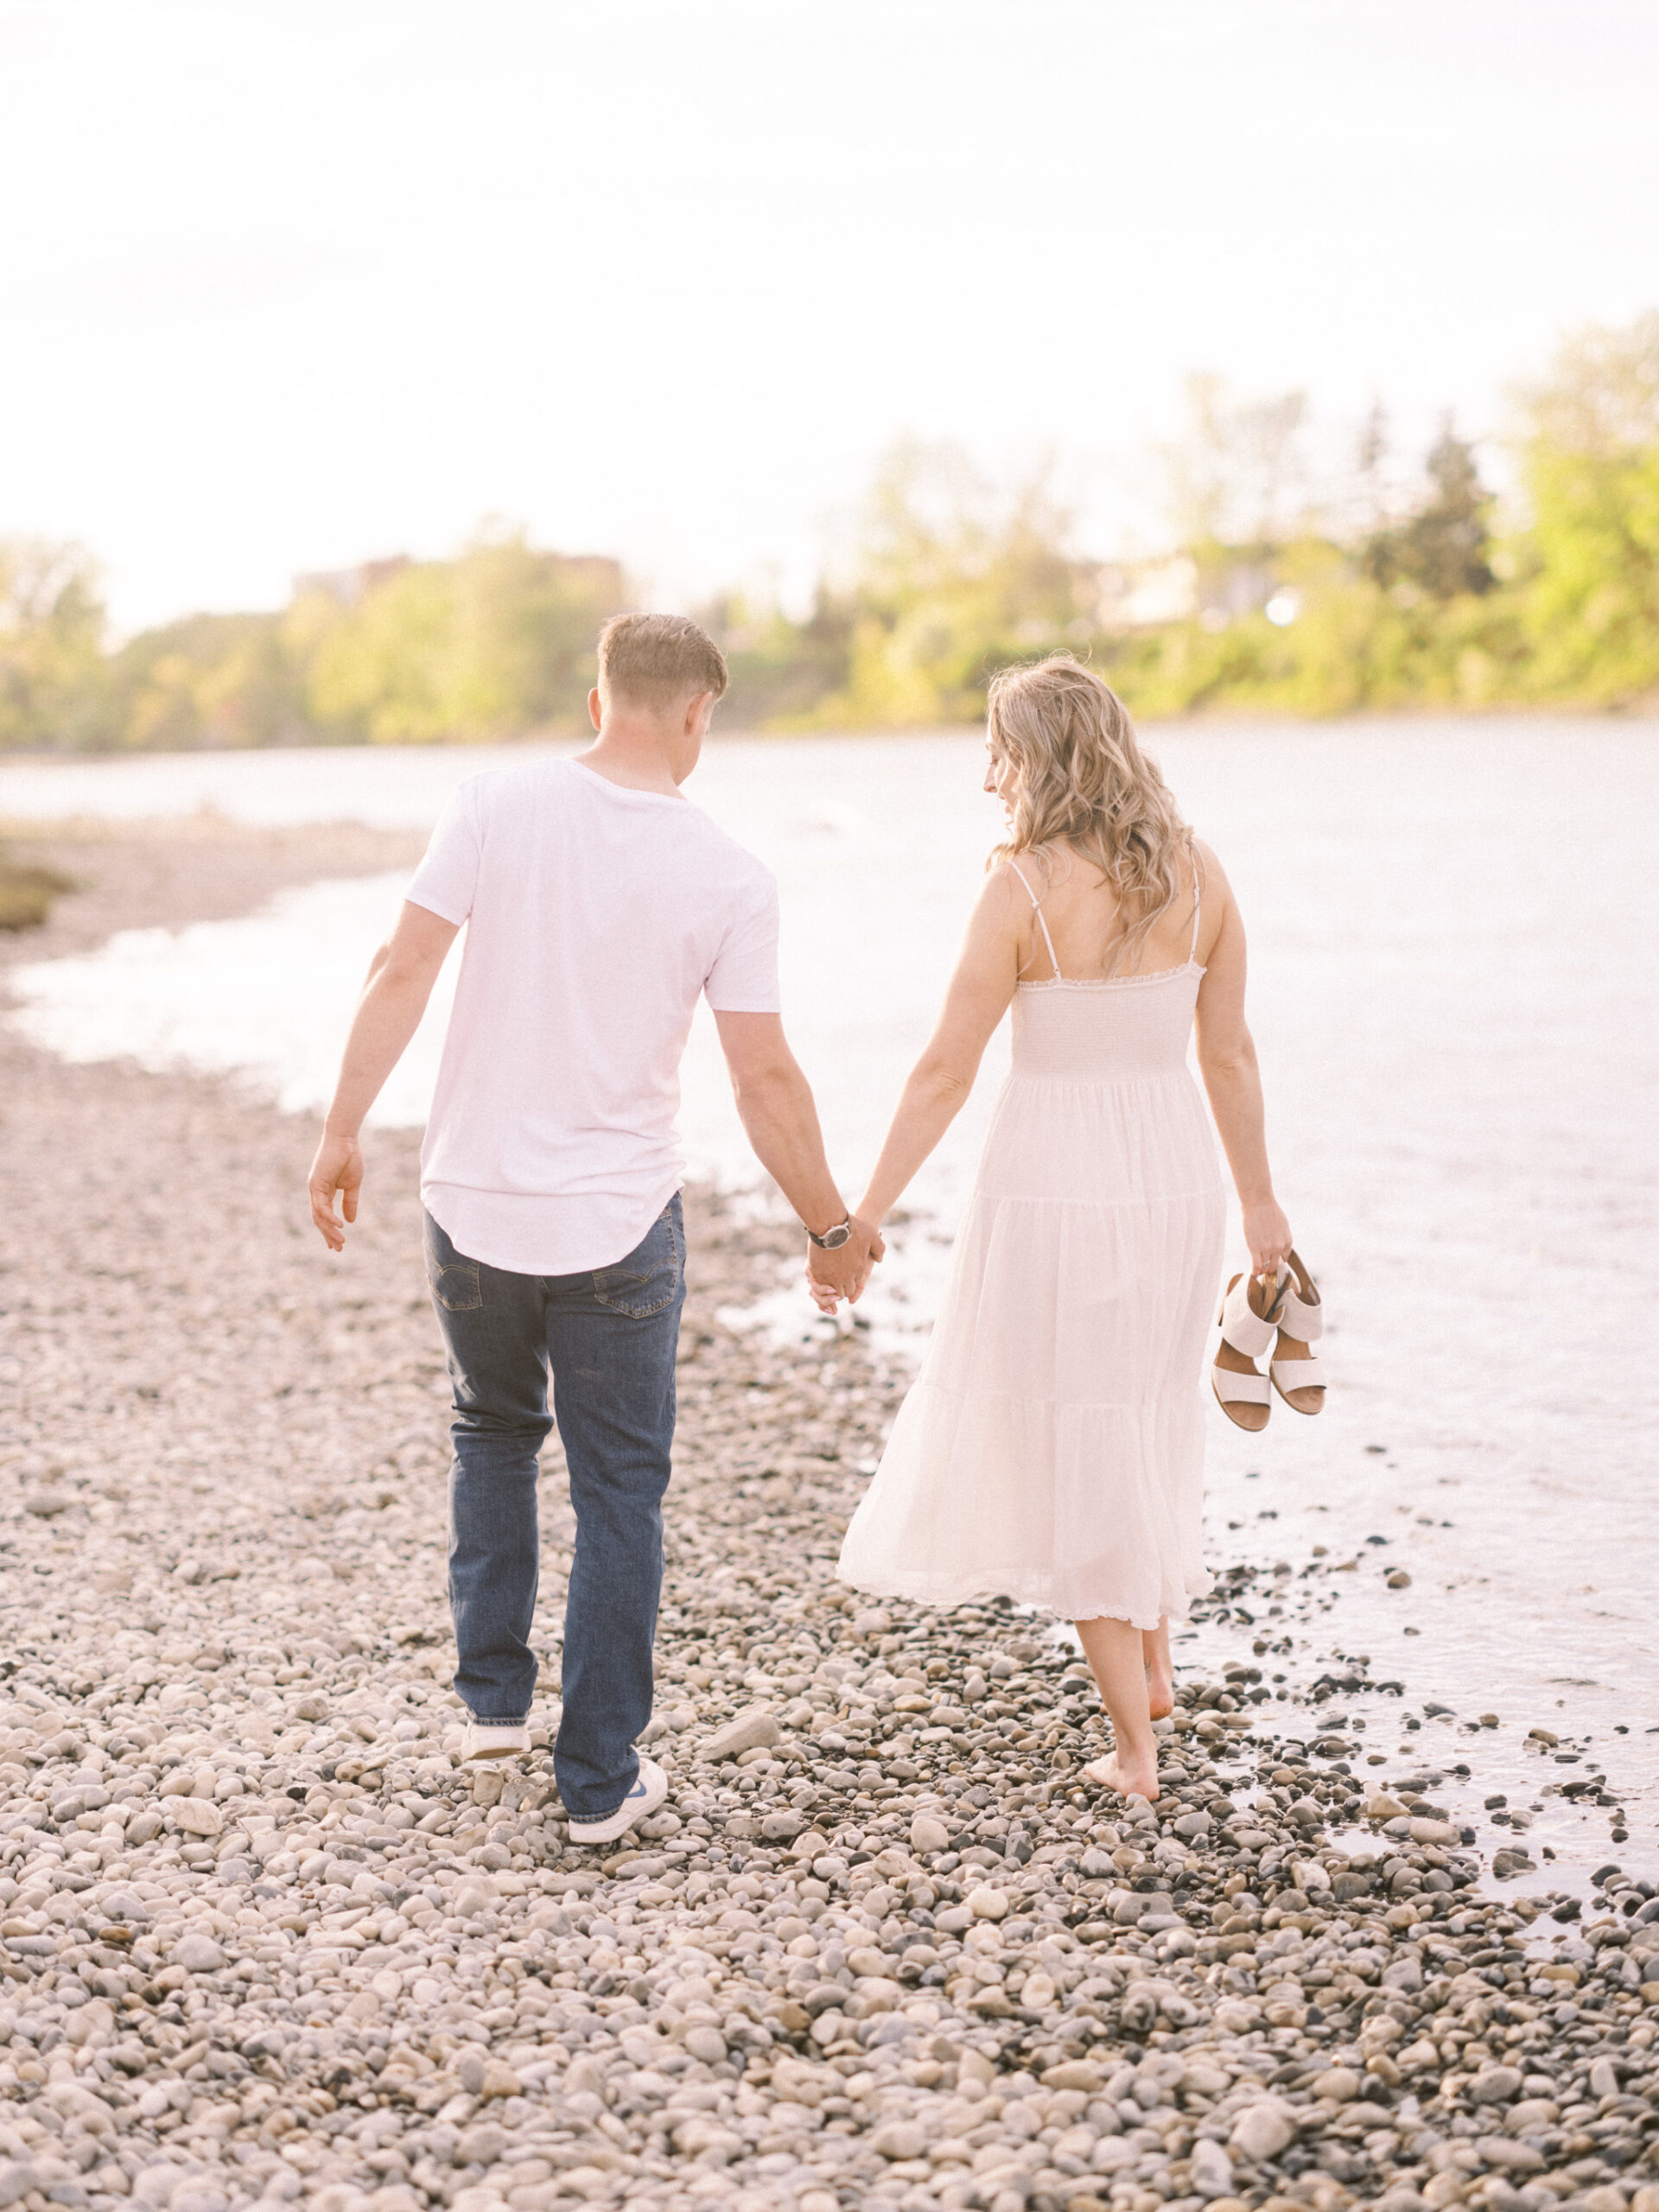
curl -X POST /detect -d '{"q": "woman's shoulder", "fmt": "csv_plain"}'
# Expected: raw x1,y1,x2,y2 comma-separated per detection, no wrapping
987,846,1046,890
1190,833,1230,898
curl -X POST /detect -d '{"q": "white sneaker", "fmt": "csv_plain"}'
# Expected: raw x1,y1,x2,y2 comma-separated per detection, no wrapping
566,1756,669,1847
465,1719,531,1762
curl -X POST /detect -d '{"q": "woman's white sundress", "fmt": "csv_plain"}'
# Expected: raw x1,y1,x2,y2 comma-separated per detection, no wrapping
838,864,1227,1626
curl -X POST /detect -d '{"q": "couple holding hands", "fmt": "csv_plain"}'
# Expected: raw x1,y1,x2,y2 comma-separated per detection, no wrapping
308,613,1314,1847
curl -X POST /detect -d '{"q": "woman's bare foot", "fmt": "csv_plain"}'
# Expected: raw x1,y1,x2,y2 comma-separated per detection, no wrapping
1073,1615,1160,1805
1143,1620,1173,1720
1083,1753,1160,1801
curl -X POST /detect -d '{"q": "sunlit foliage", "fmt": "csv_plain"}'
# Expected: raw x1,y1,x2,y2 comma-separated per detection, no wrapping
0,540,109,749
1511,314,1659,706
3,315,1657,747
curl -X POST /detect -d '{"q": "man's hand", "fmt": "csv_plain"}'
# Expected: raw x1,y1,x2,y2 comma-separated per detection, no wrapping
308,1128,365,1252
307,901,456,1254
805,1217,885,1312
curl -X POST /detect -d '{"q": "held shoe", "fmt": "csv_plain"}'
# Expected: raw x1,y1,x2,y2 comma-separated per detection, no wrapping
1211,1268,1288,1433
567,1756,670,1847
464,1719,531,1763
1269,1249,1325,1414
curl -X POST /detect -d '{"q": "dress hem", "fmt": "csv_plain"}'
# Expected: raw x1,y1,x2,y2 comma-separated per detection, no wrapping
835,1562,1211,1634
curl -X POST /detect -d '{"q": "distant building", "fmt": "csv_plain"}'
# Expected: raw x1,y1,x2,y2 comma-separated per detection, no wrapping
543,555,628,606
291,550,626,612
1096,551,1287,632
292,556,413,608
1096,556,1198,629
1194,557,1277,628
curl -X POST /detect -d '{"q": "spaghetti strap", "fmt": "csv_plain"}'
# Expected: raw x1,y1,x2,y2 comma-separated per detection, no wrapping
1007,861,1062,981
1188,852,1204,963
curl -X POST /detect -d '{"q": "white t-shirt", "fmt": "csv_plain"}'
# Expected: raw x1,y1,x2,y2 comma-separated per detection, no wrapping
405,756,779,1274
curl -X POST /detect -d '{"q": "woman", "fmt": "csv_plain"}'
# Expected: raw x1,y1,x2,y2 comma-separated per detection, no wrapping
837,656,1294,1801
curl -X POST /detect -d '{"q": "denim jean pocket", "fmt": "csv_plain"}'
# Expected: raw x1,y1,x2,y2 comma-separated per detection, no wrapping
427,1255,483,1313
593,1204,683,1319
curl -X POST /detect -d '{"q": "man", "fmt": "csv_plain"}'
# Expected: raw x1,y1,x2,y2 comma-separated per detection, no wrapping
307,613,878,1847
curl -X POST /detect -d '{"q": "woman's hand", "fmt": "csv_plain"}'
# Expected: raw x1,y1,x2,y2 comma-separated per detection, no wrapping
1241,1199,1292,1281
804,1219,885,1311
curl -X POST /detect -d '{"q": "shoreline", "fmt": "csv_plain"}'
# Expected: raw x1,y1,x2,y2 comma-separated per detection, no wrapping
0,823,1655,2212
2,705,1658,783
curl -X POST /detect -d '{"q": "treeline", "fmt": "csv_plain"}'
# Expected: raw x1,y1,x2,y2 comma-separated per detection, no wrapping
3,314,1657,750
0,536,627,752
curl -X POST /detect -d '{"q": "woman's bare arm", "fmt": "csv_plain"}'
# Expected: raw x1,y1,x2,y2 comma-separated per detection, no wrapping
1192,849,1292,1276
856,867,1027,1226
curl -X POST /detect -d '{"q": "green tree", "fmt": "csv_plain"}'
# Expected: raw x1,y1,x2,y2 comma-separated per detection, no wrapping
1363,425,1495,601
1514,312,1659,705
104,610,309,750
698,588,854,728
305,530,626,743
0,539,108,748
804,443,1094,728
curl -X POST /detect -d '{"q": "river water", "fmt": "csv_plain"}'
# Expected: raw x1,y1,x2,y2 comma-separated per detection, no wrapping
4,721,1656,1880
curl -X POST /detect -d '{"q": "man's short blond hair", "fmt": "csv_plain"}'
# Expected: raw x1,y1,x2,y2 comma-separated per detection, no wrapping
597,613,728,710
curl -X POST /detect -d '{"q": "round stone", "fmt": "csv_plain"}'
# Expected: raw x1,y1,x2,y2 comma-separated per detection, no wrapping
967,1885,1009,1919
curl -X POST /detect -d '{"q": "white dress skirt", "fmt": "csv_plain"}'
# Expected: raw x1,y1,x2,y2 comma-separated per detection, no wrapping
838,892,1227,1628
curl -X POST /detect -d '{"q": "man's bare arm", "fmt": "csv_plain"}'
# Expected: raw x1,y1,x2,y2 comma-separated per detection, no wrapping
308,901,460,1250
713,1009,880,1303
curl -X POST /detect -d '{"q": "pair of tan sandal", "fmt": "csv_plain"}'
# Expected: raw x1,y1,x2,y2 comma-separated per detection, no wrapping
1211,1251,1325,1431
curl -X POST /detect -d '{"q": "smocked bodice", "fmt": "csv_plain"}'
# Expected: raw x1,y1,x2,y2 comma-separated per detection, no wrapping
1010,963,1203,1081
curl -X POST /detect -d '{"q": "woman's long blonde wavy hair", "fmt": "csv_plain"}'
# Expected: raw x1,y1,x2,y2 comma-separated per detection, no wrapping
987,655,1193,975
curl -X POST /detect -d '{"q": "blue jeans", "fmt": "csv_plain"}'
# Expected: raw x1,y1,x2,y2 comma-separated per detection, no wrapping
423,1196,685,1821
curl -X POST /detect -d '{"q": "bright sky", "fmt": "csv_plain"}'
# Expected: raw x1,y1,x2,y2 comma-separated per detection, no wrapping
3,0,1656,632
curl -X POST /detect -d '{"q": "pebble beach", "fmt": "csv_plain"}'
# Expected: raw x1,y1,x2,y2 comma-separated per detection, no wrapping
1,823,1656,2212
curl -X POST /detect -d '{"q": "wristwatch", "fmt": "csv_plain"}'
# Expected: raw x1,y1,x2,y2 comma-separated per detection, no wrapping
807,1216,854,1251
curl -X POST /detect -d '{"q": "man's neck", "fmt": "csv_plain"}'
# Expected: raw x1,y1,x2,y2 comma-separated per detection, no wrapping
574,729,685,797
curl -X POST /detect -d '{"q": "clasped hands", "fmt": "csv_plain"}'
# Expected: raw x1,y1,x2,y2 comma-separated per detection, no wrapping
804,1216,885,1313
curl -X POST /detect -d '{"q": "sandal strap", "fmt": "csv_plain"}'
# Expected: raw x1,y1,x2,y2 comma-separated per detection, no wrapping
1218,1274,1278,1358
1213,1365,1269,1405
1280,1253,1323,1340
1271,1355,1325,1392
